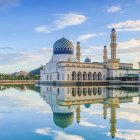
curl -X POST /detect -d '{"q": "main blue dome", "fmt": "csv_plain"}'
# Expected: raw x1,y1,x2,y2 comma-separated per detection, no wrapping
53,37,74,55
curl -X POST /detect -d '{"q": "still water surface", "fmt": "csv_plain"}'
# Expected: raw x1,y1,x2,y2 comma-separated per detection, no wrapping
0,85,140,140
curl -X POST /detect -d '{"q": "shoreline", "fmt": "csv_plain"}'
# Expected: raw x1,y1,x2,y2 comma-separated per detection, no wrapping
0,80,35,85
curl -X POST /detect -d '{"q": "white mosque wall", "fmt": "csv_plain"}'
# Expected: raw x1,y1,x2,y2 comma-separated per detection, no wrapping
108,69,140,77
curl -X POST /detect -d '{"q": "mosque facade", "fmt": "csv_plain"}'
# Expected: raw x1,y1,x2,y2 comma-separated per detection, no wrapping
40,28,140,84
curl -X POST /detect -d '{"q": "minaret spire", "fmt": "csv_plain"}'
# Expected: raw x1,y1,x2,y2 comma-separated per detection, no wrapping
76,42,81,62
110,28,117,60
103,45,108,63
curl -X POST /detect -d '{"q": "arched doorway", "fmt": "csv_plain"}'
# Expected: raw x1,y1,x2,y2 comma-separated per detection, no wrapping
77,72,82,81
98,72,102,80
88,72,92,80
93,72,97,80
83,72,87,80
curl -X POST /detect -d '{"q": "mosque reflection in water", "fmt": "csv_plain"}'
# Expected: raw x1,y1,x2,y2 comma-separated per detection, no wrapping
39,85,140,138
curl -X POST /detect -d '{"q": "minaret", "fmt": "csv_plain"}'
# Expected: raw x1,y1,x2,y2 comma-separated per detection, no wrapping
110,28,117,60
76,105,81,124
103,45,108,63
76,42,81,62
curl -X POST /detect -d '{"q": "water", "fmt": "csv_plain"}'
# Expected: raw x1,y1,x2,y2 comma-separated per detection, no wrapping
0,84,140,140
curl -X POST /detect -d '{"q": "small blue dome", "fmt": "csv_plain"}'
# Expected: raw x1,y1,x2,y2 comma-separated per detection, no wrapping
53,37,74,55
85,57,91,63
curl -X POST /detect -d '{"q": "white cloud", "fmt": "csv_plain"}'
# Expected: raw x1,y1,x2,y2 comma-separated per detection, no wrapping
106,5,121,13
115,129,140,140
77,33,106,42
80,120,105,128
117,111,140,123
35,128,85,140
35,25,50,33
0,47,52,73
0,0,20,9
106,20,140,31
118,38,140,49
35,13,87,33
135,0,140,4
35,128,51,135
0,47,14,50
0,89,52,113
55,131,84,140
37,47,53,52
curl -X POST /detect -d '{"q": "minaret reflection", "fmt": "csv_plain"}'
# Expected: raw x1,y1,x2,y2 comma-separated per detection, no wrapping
108,98,120,138
103,102,108,119
76,105,81,124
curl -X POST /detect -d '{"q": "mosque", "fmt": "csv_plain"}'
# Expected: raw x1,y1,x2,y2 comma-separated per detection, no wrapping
39,85,140,138
40,28,140,84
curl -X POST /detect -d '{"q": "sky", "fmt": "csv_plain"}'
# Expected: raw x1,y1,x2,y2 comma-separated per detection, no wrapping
0,0,140,73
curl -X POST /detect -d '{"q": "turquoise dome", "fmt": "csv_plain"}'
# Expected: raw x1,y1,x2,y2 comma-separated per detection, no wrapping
53,37,74,55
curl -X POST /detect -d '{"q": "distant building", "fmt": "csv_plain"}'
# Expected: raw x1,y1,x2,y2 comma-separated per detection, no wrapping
40,29,140,84
12,71,29,77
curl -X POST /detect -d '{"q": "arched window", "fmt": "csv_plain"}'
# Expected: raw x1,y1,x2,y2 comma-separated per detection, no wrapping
72,88,76,96
88,88,92,95
93,72,97,80
83,72,87,80
93,88,97,95
98,88,102,95
77,88,82,96
77,72,82,81
88,72,92,80
83,88,87,96
72,71,76,80
98,72,102,80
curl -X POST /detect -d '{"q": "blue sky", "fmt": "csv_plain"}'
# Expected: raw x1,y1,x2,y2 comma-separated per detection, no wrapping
0,0,140,73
